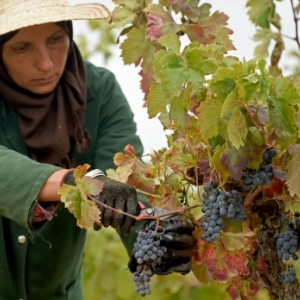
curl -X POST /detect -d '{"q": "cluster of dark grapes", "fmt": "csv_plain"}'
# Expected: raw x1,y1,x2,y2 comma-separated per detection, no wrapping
201,181,247,243
276,212,300,283
131,221,167,297
278,267,297,283
241,147,276,191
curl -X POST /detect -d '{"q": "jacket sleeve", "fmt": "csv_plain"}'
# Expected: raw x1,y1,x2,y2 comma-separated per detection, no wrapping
0,146,61,230
86,65,149,256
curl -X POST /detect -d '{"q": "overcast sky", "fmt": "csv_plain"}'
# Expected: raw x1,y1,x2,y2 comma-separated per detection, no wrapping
69,0,297,155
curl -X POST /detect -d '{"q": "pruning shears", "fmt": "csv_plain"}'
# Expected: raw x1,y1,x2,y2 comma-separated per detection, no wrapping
138,201,182,222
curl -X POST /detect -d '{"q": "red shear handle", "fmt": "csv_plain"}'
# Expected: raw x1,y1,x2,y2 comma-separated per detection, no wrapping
138,201,147,210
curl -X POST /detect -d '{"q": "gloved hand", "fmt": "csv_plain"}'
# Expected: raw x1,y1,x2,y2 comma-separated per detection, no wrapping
128,218,196,275
62,169,140,235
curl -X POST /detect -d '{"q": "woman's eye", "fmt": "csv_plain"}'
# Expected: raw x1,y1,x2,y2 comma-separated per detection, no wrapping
49,35,63,43
13,45,28,53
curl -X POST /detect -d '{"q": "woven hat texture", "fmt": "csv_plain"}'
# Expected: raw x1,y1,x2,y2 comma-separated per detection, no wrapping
0,0,111,35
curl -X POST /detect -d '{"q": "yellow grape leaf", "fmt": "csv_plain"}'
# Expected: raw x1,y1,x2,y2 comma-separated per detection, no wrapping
287,144,300,198
228,109,248,149
58,165,103,229
73,164,90,178
198,97,222,141
222,232,254,251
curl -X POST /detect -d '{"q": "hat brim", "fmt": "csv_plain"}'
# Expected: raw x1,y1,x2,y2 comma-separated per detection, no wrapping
0,2,111,36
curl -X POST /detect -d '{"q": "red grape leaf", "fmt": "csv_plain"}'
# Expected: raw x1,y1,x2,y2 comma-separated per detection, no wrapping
144,4,182,41
193,229,209,264
108,145,156,202
262,178,284,197
227,250,250,277
256,256,268,274
226,276,260,300
185,24,216,45
202,240,229,281
193,228,250,281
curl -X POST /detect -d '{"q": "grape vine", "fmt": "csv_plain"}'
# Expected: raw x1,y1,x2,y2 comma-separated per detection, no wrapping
75,1,300,299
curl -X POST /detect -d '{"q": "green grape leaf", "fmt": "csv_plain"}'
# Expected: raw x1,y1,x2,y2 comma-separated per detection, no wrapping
185,47,219,76
246,0,273,28
112,6,137,28
192,260,211,284
267,96,297,151
147,83,168,118
198,98,222,141
253,28,275,58
58,164,102,229
221,91,238,117
112,0,147,28
210,77,236,101
275,77,300,105
154,51,182,72
158,33,181,54
286,144,300,198
169,91,191,129
249,127,263,146
120,27,157,71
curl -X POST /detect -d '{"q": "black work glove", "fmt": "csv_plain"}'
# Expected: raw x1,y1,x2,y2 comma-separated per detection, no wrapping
63,169,140,235
128,218,196,275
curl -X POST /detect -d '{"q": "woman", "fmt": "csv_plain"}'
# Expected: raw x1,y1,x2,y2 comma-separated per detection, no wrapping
0,1,195,299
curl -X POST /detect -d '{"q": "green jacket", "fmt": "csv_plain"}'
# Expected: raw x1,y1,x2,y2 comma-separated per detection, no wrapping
0,61,144,299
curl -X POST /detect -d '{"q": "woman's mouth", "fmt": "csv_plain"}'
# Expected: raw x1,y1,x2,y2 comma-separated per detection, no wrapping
35,75,55,83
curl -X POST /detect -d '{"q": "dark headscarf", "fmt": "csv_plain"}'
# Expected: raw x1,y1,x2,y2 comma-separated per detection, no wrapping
0,21,90,168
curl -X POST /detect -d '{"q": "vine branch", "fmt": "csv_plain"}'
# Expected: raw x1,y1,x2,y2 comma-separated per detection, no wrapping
90,194,201,223
290,0,300,50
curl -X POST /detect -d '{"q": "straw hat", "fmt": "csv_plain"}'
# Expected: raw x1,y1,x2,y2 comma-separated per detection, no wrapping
0,0,111,36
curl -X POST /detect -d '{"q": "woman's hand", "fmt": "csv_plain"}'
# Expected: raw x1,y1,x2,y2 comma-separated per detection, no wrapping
129,218,196,275
62,169,140,235
92,175,140,235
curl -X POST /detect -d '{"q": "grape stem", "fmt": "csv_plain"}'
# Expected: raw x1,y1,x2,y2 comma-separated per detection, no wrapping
90,194,200,222
135,189,163,199
244,185,263,228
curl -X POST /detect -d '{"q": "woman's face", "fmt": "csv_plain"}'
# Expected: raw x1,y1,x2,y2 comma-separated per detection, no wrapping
2,23,70,94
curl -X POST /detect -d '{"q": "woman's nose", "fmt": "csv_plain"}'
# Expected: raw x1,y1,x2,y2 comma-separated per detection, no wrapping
34,46,53,71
